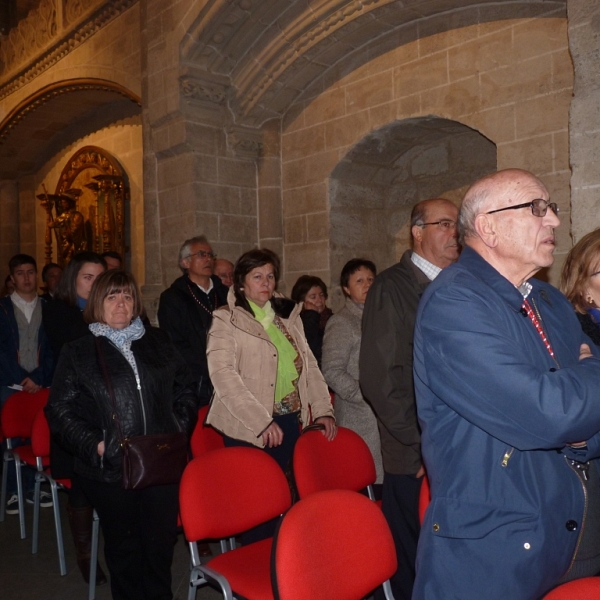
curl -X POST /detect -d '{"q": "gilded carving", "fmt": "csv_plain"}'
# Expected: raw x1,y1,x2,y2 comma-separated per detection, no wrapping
38,146,128,266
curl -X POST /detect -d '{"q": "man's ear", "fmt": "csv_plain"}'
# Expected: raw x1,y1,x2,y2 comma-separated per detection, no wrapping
474,214,498,248
412,225,423,244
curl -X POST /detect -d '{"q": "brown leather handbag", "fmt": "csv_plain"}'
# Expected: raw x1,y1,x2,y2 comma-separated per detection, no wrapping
96,337,188,490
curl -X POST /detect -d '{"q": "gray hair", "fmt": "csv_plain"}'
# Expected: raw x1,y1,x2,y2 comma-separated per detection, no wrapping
458,186,491,245
178,235,210,272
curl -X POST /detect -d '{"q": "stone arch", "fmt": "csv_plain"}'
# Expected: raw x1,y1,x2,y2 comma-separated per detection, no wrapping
327,117,496,307
0,78,141,179
180,0,565,127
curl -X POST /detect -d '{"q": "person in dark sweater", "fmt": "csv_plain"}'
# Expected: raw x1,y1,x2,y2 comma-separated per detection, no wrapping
43,251,107,585
561,228,600,346
290,275,332,367
157,235,228,407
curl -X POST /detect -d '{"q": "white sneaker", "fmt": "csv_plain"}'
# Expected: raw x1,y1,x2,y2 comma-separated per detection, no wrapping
5,494,19,515
39,491,53,508
25,490,53,508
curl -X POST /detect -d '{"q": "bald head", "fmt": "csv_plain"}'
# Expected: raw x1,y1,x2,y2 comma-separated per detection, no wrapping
459,169,549,242
215,258,234,287
459,169,560,286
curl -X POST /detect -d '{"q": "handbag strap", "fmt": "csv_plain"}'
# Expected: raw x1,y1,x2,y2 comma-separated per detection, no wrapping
95,336,126,446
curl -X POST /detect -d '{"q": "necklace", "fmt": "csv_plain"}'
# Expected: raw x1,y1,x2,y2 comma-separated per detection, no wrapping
187,281,218,316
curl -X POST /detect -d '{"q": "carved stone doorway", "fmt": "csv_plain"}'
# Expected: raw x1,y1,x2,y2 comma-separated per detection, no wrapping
328,117,497,308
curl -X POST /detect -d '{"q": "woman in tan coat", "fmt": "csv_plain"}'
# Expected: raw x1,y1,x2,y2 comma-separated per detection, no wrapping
206,248,336,476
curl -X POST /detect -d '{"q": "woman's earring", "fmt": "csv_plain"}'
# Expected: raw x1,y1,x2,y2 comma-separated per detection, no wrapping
588,296,595,305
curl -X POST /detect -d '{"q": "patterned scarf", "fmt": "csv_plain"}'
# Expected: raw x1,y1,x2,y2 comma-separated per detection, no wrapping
248,300,298,402
89,317,145,381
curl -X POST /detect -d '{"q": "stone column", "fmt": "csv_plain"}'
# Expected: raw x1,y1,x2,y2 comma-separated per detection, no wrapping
0,179,19,275
568,0,600,243
257,119,284,286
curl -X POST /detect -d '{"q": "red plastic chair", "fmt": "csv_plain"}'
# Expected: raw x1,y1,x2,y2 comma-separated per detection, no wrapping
30,408,71,575
543,577,600,599
0,388,50,538
190,405,225,458
180,447,292,600
293,426,378,501
419,473,431,525
271,489,397,600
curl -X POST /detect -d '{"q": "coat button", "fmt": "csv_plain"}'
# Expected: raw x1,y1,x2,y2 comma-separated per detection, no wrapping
524,543,531,550
432,523,440,532
549,367,557,372
566,520,578,531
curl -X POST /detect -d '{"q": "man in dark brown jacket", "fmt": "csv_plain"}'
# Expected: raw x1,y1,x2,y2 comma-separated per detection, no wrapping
359,198,459,600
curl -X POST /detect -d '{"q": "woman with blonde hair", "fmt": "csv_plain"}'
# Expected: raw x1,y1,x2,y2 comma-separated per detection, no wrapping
561,228,600,346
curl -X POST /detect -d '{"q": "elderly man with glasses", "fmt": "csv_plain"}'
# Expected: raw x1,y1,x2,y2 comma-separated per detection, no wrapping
413,169,600,599
158,235,228,408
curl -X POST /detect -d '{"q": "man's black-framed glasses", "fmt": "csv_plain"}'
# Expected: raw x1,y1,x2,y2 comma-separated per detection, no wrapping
418,220,457,230
186,250,217,260
486,198,559,217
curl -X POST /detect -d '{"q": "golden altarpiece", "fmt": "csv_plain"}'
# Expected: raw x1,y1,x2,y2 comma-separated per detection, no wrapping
38,146,128,267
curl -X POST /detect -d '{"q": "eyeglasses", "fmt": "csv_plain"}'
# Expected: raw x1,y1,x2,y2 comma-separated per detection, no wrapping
186,250,217,260
418,220,457,230
486,199,559,217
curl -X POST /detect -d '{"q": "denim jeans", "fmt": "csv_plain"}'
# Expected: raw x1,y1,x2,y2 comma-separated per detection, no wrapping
1,386,36,497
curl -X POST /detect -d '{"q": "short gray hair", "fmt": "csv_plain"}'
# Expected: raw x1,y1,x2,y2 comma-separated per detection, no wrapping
458,186,491,245
178,235,210,272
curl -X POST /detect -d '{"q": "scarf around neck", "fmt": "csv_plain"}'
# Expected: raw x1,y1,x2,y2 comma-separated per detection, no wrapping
248,299,298,402
89,317,145,381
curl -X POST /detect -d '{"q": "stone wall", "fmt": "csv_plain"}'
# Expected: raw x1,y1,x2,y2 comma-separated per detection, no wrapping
282,15,573,290
568,1,600,244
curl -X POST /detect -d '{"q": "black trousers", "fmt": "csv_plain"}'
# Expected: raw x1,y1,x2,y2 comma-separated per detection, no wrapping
377,471,422,600
79,477,179,600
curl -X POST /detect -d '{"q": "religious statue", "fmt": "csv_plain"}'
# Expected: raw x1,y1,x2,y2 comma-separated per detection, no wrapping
38,190,88,267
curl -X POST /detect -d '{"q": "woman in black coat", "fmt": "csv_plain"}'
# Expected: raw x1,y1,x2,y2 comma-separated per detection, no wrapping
42,251,107,584
46,269,197,600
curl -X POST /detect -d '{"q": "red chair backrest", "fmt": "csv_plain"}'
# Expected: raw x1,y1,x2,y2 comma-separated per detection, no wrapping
189,405,225,457
31,408,51,458
543,577,600,599
179,447,291,542
0,389,50,439
293,426,376,499
419,474,431,525
272,489,397,600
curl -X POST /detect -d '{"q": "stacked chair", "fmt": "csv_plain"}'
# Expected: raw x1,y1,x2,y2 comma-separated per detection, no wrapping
292,425,378,501
271,489,397,600
0,388,50,538
179,446,292,600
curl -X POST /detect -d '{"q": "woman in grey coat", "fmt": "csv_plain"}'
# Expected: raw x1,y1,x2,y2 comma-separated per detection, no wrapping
322,258,384,485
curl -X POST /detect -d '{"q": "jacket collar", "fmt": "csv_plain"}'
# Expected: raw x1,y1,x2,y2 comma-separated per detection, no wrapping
401,250,434,289
457,246,533,313
344,297,364,319
226,288,302,326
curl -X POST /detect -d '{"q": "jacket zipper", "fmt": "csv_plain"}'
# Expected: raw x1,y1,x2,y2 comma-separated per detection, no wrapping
501,447,514,467
561,456,589,579
107,340,147,436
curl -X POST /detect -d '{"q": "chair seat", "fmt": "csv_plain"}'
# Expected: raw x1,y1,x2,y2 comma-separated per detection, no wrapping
207,538,274,600
11,445,49,468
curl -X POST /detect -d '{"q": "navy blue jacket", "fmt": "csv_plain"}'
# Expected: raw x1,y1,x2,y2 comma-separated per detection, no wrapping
414,247,600,600
0,295,53,387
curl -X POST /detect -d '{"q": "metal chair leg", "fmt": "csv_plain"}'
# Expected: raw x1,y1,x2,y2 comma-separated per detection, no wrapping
50,480,66,575
0,449,9,522
88,509,100,600
14,453,26,539
32,472,41,554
